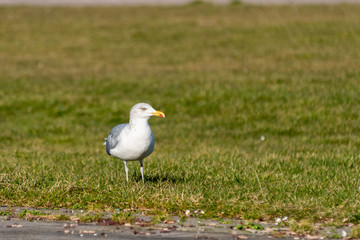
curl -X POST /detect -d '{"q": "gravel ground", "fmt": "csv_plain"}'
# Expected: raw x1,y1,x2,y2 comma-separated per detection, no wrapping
0,208,287,240
0,0,359,5
0,220,286,240
0,207,352,240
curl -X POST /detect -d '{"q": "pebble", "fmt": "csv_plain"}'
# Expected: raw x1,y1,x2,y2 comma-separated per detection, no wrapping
80,230,95,234
237,235,248,239
164,220,175,224
11,224,23,228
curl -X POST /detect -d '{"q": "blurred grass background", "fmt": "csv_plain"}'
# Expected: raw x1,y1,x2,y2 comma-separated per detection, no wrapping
0,3,360,222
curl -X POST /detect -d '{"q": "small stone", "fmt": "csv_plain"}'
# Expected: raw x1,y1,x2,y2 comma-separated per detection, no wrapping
11,224,23,228
237,235,248,239
305,235,322,239
195,236,208,239
70,217,79,222
124,223,131,226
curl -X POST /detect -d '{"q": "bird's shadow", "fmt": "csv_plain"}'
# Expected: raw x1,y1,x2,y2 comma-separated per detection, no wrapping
132,172,185,183
109,160,185,183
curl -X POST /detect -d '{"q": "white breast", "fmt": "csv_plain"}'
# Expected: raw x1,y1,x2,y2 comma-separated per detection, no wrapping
110,122,155,161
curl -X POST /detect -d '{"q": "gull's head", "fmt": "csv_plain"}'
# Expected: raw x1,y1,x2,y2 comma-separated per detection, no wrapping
130,103,165,120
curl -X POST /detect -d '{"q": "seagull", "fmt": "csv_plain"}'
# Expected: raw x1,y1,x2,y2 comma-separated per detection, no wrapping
104,103,165,182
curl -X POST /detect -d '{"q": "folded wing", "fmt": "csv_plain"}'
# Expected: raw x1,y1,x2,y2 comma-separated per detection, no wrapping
105,123,127,155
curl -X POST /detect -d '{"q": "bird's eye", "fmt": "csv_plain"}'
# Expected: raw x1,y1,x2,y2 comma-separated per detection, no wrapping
140,107,147,111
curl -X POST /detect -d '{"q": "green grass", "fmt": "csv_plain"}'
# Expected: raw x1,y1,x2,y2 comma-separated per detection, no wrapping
0,210,12,216
235,222,264,230
18,209,45,219
55,214,71,221
77,212,104,222
351,226,360,238
0,4,360,224
111,211,136,224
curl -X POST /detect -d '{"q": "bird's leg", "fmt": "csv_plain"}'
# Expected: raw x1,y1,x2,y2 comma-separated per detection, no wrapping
140,159,144,183
123,161,129,182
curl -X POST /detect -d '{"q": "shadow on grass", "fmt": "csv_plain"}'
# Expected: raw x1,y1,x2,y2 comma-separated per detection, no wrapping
132,173,185,183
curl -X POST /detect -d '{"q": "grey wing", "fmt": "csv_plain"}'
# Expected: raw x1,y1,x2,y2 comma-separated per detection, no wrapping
105,123,127,155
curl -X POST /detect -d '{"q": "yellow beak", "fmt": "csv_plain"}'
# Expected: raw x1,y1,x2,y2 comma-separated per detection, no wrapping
152,110,165,118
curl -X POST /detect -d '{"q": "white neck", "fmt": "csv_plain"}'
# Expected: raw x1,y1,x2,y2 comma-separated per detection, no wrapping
129,117,150,129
